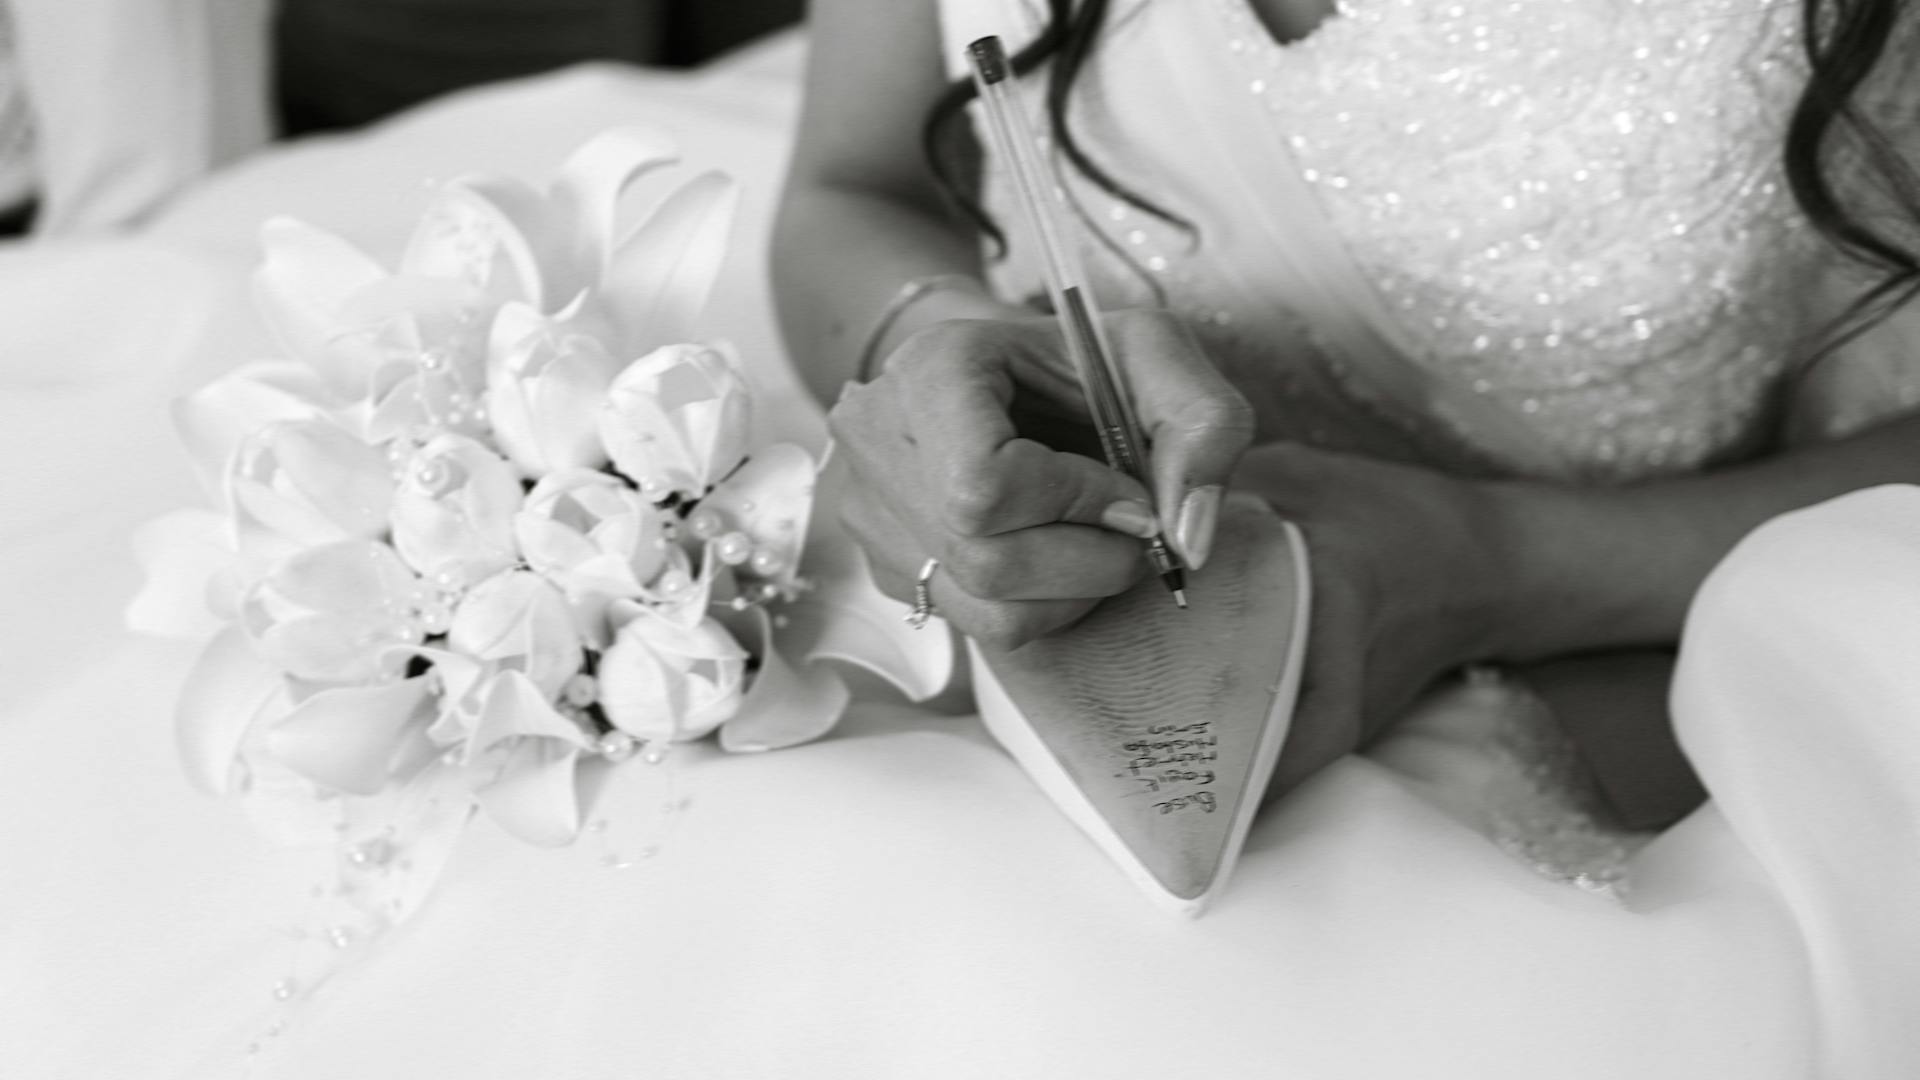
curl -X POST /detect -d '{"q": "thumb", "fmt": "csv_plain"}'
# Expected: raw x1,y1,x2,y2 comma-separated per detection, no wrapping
1104,311,1254,570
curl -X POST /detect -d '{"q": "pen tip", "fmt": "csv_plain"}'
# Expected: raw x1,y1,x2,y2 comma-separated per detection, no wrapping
1173,588,1189,610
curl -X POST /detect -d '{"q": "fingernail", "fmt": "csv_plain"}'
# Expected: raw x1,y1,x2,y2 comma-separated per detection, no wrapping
1100,499,1159,539
1174,486,1222,570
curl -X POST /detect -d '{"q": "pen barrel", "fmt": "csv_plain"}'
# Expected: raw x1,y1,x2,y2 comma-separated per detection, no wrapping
969,36,1185,600
1059,285,1149,484
967,37,1151,481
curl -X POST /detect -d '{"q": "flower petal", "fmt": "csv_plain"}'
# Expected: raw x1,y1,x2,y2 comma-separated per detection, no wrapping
265,540,416,614
401,175,557,309
266,677,436,795
545,126,683,303
253,218,388,363
599,343,751,498
476,738,586,846
470,670,594,757
601,170,738,357
485,303,622,475
447,570,583,699
127,509,236,639
175,625,289,794
172,361,331,501
390,435,522,586
599,610,746,742
718,609,851,753
701,442,815,586
783,459,954,701
227,419,394,555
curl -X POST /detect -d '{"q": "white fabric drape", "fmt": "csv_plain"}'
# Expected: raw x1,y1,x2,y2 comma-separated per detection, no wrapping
5,0,272,234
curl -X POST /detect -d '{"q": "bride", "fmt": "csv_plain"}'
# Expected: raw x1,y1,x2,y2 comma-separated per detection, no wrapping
767,0,1920,1069
6,1,1920,1076
777,0,1920,822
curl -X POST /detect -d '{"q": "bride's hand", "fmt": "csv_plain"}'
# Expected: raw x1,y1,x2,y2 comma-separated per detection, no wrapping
828,308,1254,649
1234,442,1512,797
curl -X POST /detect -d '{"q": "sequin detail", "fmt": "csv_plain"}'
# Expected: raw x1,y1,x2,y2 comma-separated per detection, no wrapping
1214,0,1817,481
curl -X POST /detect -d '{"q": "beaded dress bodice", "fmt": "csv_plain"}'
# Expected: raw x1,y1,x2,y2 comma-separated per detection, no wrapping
949,0,1876,483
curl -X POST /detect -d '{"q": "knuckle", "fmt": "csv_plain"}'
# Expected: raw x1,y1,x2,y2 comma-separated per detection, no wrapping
825,388,889,447
1180,390,1257,444
941,466,1009,535
1204,392,1258,435
940,540,1015,598
824,403,862,445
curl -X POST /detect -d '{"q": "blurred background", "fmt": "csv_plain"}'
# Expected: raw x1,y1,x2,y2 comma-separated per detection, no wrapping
276,0,806,133
1,0,809,236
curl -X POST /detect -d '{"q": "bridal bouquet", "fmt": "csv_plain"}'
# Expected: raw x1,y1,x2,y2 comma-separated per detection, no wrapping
128,130,948,950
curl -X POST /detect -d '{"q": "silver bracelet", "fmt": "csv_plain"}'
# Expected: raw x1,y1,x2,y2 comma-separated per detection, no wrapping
856,273,981,383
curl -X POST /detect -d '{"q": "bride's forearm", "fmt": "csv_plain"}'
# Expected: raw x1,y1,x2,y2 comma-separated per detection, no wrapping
769,0,1023,407
1482,410,1920,660
771,181,1011,405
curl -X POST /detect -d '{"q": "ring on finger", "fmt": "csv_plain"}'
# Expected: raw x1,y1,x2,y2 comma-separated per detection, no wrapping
906,557,940,629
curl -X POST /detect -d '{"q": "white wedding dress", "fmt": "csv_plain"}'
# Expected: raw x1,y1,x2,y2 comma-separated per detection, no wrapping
4,7,1920,1078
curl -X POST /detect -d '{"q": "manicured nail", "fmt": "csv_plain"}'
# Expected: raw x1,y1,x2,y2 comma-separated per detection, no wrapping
1174,486,1222,570
1100,499,1159,539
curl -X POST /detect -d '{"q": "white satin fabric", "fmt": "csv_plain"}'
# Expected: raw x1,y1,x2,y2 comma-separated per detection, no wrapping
1,31,1916,1080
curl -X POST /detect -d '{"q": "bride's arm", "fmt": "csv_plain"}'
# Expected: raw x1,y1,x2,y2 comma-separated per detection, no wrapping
1233,412,1920,806
770,0,1018,405
773,0,1254,643
1482,411,1920,660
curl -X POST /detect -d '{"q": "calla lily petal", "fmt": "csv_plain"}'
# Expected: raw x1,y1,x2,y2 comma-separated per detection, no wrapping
448,570,583,699
228,418,394,554
718,608,850,753
599,343,752,500
514,469,672,612
402,175,557,309
175,625,290,794
476,738,586,847
700,442,816,586
244,540,420,684
253,217,388,377
784,460,954,701
546,127,683,303
390,434,522,586
602,170,739,357
267,677,436,795
266,539,417,614
485,303,624,475
173,361,331,501
127,509,235,639
470,670,594,758
599,609,747,742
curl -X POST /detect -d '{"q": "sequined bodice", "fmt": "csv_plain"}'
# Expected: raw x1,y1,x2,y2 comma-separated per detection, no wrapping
966,0,1826,482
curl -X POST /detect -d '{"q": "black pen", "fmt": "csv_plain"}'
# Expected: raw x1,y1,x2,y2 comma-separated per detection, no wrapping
965,34,1188,608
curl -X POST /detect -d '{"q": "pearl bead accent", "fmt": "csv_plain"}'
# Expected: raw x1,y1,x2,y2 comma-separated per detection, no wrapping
714,532,752,566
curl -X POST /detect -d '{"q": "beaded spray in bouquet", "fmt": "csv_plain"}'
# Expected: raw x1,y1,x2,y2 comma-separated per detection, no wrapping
127,129,950,1022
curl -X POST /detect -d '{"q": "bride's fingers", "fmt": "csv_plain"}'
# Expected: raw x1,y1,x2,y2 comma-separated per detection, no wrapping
1101,311,1255,569
844,487,1111,647
938,523,1147,600
893,326,1158,538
